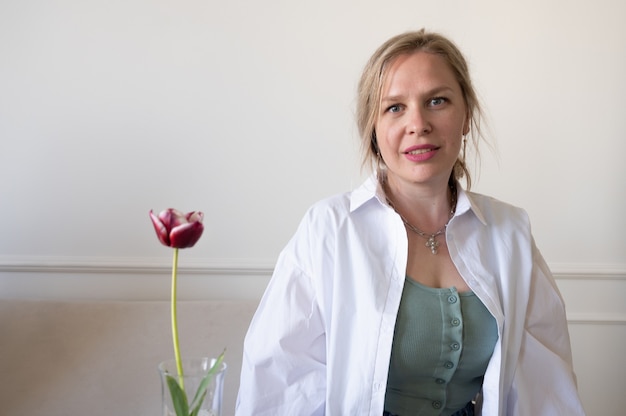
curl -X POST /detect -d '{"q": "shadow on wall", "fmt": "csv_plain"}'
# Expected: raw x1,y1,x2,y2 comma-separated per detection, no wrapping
0,299,258,416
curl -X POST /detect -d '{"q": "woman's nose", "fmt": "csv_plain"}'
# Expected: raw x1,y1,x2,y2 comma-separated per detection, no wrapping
407,107,431,135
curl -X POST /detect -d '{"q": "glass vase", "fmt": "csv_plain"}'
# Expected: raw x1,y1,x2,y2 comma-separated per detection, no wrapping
158,357,227,416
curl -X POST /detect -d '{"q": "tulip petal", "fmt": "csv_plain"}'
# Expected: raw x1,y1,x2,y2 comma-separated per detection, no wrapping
169,221,204,249
167,209,188,228
149,210,171,247
186,211,204,223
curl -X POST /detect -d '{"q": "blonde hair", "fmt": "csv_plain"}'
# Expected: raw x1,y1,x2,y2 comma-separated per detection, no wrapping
356,29,484,189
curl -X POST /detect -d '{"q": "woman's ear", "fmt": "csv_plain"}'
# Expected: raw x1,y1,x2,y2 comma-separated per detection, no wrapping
371,131,379,154
463,112,471,136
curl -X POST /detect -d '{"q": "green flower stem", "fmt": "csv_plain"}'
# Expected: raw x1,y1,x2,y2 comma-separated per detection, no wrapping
171,248,184,389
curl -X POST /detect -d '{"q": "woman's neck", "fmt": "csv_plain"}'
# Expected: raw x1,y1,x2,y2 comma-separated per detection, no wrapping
383,174,455,232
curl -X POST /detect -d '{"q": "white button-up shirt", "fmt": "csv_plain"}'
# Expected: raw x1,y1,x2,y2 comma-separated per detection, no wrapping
236,176,585,415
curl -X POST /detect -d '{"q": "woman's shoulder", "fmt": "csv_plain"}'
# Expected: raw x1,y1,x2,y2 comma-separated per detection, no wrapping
465,190,525,211
463,190,531,228
304,177,378,218
303,191,353,224
297,181,384,236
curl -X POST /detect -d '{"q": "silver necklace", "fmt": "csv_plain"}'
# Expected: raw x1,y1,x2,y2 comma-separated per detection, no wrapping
386,185,457,255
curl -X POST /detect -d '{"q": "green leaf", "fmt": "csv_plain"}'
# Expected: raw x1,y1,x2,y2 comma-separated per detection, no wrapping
189,351,226,415
166,374,190,416
189,390,208,416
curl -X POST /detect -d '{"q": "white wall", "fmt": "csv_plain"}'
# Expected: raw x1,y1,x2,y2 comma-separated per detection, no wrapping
1,0,625,414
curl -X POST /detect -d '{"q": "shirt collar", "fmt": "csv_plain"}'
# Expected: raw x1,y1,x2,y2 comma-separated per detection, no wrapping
455,185,488,225
350,174,488,226
349,174,386,212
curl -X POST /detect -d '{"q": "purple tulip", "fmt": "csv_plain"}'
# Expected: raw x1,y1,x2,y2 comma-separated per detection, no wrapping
149,209,204,249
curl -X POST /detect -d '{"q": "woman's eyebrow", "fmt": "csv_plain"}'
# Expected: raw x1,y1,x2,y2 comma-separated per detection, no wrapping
381,86,456,103
380,94,405,104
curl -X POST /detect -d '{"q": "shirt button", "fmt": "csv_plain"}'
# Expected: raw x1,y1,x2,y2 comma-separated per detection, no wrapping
448,295,458,304
450,342,460,351
432,401,442,409
451,318,461,326
435,378,446,384
444,361,454,369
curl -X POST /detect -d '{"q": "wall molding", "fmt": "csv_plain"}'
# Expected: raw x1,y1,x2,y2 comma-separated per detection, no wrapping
1,257,625,315
549,262,626,280
0,256,274,276
566,313,626,325
2,256,625,278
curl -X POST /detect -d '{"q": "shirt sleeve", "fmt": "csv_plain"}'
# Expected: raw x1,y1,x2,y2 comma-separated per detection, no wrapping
508,242,586,415
235,221,327,416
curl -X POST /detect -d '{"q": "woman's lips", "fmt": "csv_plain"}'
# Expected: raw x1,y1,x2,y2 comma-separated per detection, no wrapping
403,145,438,162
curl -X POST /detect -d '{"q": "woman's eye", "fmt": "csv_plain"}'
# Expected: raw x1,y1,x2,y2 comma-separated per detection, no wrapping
429,97,447,107
386,104,402,113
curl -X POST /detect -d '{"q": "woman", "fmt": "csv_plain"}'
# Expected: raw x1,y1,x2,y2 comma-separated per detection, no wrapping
236,29,585,415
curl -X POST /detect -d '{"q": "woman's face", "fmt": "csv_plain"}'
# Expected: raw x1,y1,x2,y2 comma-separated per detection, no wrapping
375,51,468,189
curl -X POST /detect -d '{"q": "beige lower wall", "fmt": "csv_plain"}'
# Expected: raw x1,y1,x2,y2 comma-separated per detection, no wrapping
569,323,626,415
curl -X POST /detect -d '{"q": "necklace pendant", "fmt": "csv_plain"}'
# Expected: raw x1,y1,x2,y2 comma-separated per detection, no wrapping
425,236,439,255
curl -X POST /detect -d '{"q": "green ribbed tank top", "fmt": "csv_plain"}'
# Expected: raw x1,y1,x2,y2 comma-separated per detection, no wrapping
384,277,498,415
